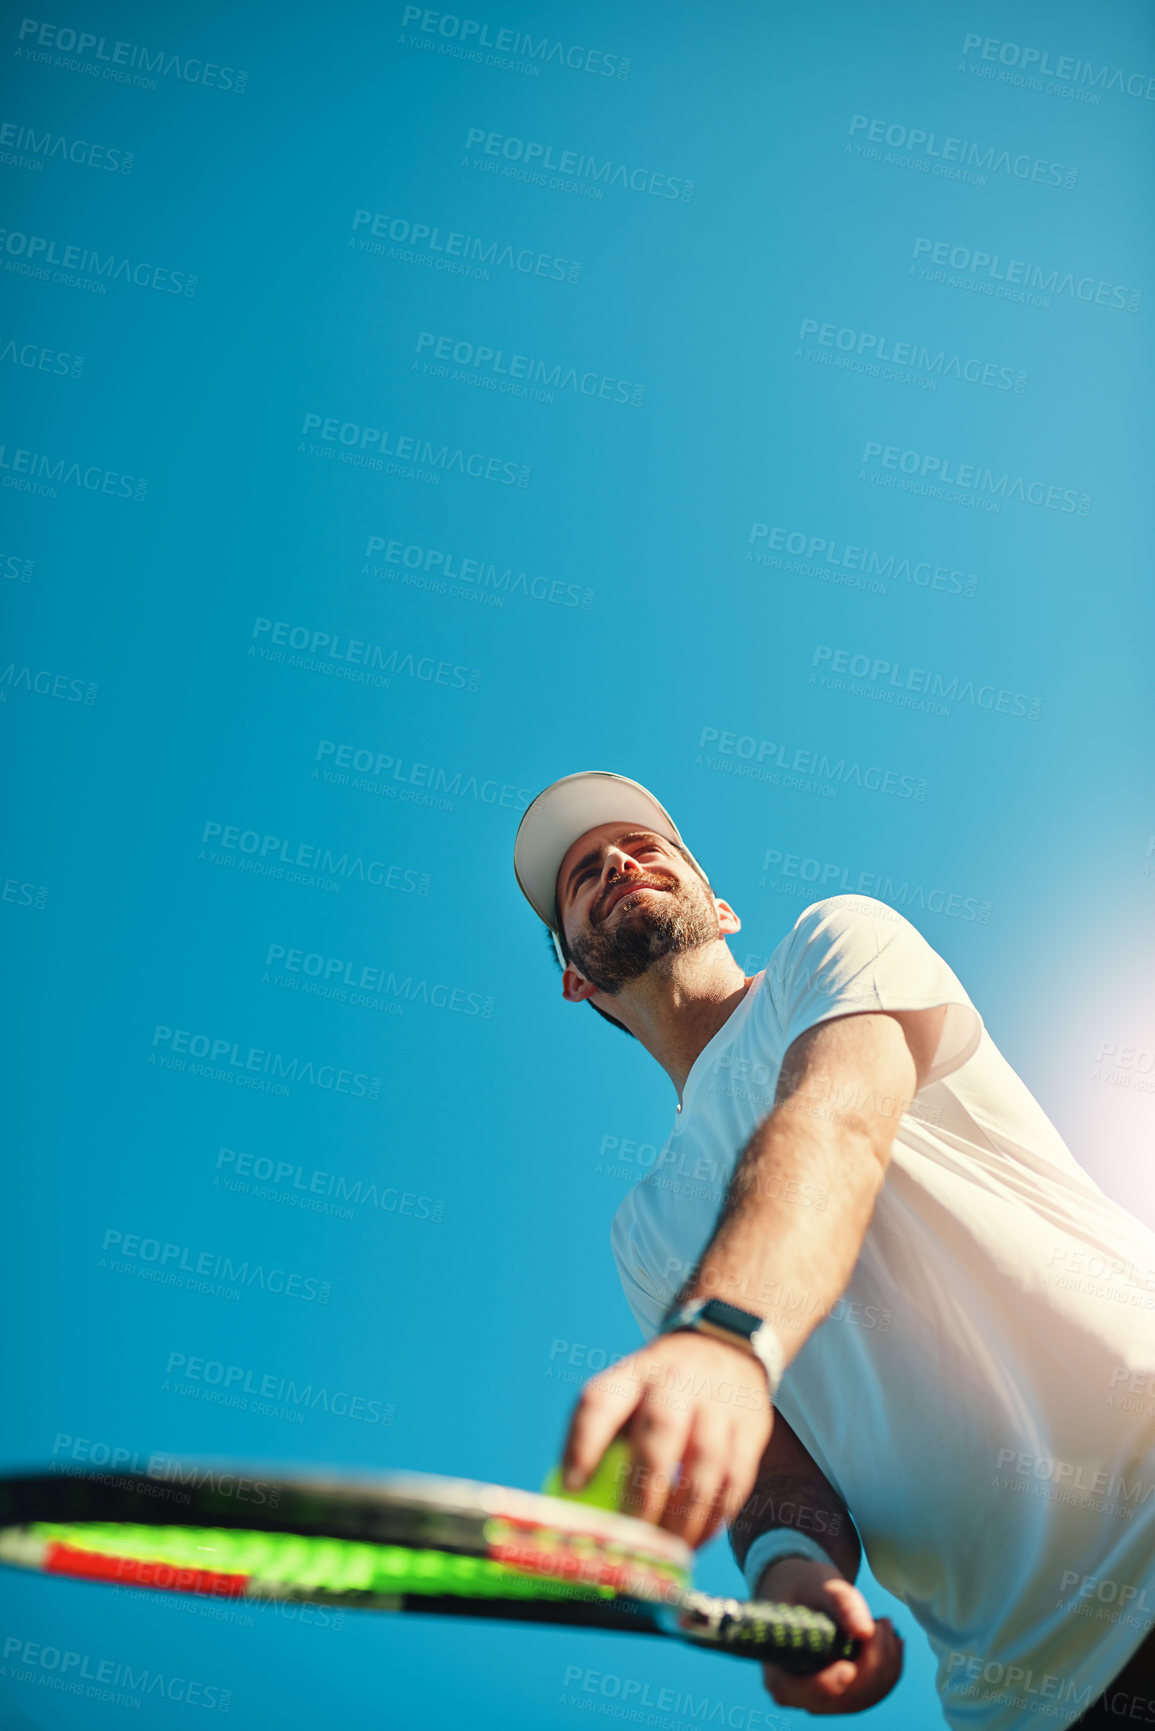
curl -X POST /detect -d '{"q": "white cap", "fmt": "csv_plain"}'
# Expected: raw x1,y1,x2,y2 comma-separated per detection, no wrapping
513,771,706,962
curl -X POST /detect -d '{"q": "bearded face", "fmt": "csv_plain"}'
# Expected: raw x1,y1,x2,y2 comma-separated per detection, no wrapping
566,862,721,995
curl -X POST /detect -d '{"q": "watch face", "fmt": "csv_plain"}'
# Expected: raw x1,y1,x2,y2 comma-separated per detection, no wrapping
699,1299,759,1340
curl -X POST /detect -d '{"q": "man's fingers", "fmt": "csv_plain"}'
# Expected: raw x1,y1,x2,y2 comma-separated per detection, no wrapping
763,1618,903,1714
661,1461,724,1549
661,1420,728,1546
762,1659,859,1712
836,1617,903,1709
763,1659,854,1712
822,1576,876,1644
629,1401,690,1523
664,1404,771,1545
848,1616,903,1697
720,1424,771,1528
562,1366,643,1489
563,1335,772,1520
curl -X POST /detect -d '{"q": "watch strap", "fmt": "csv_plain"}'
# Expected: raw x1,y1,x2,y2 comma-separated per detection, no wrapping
660,1298,785,1396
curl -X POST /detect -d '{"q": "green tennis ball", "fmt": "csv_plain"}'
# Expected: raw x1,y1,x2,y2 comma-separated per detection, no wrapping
542,1437,633,1512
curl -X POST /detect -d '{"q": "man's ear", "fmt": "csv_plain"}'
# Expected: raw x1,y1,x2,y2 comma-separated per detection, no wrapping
714,899,742,936
562,965,598,1004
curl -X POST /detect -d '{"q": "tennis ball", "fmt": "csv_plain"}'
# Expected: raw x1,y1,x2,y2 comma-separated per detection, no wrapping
542,1437,633,1512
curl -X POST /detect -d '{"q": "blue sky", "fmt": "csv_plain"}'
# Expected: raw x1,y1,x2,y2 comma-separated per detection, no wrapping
2,1,1153,1725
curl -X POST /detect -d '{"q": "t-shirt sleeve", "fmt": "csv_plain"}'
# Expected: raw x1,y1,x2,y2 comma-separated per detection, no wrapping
768,896,983,1087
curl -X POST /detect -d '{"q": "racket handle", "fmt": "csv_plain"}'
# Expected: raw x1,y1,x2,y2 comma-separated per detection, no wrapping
675,1591,859,1674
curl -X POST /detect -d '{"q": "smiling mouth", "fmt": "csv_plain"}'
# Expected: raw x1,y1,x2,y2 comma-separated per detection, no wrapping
601,881,666,920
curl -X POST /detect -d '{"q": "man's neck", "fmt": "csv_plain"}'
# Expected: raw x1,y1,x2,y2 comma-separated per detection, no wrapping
598,942,752,1101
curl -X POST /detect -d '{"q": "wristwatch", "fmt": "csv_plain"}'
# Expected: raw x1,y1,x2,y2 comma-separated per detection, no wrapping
659,1297,785,1395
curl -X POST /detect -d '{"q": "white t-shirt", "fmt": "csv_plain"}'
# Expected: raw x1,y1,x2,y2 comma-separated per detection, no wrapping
611,896,1155,1731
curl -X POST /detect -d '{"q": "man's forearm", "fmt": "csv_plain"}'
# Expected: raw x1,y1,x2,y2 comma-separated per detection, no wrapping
676,1012,921,1367
680,1102,888,1363
730,1466,862,1585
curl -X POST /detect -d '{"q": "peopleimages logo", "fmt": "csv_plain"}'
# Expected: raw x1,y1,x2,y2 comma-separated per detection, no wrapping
558,1664,780,1728
263,941,494,1020
99,1232,334,1301
861,440,1092,515
251,615,482,692
0,226,197,294
0,663,98,704
1058,1564,1155,1618
414,330,644,406
199,819,431,900
747,523,978,598
150,1022,384,1100
994,1446,1155,1514
0,117,134,173
365,535,593,612
696,725,927,801
1091,1041,1155,1097
0,438,147,500
100,1228,333,1304
0,336,85,377
0,549,35,581
960,33,1155,102
399,7,630,78
944,1649,1091,1715
758,848,991,924
797,317,1025,392
911,237,1141,312
463,127,695,201
50,1435,280,1508
15,18,248,92
0,1634,232,1713
314,738,530,812
2,873,49,908
215,1145,446,1224
163,1351,394,1427
350,208,582,286
299,411,530,487
811,644,1042,720
847,114,1077,187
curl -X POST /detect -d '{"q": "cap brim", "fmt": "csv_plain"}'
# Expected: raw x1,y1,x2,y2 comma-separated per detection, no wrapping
513,771,690,931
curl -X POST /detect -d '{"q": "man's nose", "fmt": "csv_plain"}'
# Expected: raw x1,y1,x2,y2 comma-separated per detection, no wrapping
601,846,642,883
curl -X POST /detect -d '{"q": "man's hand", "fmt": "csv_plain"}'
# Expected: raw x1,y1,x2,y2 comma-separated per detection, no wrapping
562,1331,773,1547
756,1556,903,1715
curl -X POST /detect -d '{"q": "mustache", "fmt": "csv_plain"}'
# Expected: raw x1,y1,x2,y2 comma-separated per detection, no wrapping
593,870,678,924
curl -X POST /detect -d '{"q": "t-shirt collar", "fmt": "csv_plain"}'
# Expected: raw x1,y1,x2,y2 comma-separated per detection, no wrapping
675,976,760,1116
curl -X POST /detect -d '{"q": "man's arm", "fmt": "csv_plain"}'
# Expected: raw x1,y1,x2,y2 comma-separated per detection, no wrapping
564,1005,946,1545
729,1407,860,1584
731,1414,904,1715
677,1005,946,1358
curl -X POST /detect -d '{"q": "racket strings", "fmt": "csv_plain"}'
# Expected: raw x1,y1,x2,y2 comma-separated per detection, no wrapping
0,1514,853,1670
2,1521,628,1605
484,1515,688,1602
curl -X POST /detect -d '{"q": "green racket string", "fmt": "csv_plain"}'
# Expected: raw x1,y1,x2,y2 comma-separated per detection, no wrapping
28,1522,622,1602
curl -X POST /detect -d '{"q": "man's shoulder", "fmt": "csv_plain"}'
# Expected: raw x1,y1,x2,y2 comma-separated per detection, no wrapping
791,893,910,930
762,894,909,973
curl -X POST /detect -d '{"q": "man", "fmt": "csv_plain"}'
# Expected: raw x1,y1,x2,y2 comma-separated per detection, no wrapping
513,771,1155,1729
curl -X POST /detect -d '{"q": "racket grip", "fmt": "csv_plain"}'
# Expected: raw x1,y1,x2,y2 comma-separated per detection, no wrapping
677,1592,859,1674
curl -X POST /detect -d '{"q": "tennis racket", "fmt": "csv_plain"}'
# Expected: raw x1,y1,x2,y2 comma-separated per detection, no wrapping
0,1466,856,1675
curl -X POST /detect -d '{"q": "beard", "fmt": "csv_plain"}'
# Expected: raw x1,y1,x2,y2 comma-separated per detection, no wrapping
567,870,720,995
